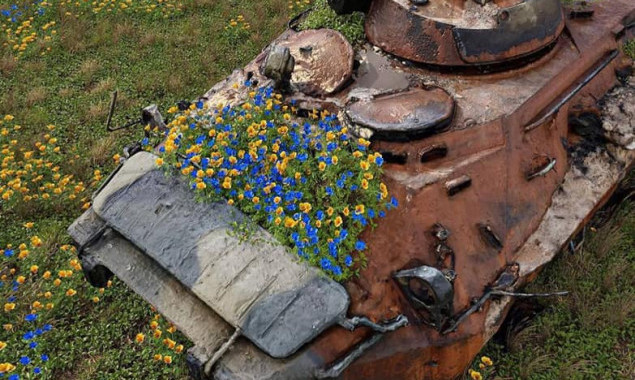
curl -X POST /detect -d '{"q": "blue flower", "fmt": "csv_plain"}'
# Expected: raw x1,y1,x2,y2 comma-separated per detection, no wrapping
332,266,342,276
4,249,14,257
141,137,149,146
196,100,204,109
25,313,38,322
375,156,384,166
23,331,35,340
40,354,49,362
9,374,20,380
19,356,31,365
29,342,38,349
355,240,367,251
345,255,353,267
320,258,332,271
33,367,41,374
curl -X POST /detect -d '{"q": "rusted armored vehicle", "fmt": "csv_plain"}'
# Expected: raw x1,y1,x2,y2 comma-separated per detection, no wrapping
69,0,634,379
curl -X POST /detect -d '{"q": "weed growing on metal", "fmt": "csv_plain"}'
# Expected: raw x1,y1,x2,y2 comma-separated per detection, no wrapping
156,84,397,280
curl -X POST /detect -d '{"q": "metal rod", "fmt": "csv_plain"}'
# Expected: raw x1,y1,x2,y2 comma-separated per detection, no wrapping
524,49,618,132
315,334,384,379
204,327,241,376
106,91,118,131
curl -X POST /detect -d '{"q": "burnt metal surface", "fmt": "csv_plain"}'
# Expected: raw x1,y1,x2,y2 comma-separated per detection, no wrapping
346,87,455,141
277,29,354,96
452,0,564,63
365,0,565,65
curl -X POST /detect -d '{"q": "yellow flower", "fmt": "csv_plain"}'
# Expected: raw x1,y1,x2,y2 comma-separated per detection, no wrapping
4,303,16,312
153,354,163,361
42,271,51,279
44,292,52,298
469,369,483,380
481,356,493,366
164,338,176,349
154,329,162,338
155,158,164,166
30,265,38,274
92,297,100,303
23,222,34,228
360,161,370,170
16,276,25,284
334,216,343,227
318,162,326,171
66,288,77,297
46,303,54,310
175,344,184,353
196,181,206,190
135,333,145,343
32,301,42,309
150,321,159,330
3,324,13,331
163,355,172,364
30,236,42,247
0,341,6,350
355,204,365,215
0,363,15,373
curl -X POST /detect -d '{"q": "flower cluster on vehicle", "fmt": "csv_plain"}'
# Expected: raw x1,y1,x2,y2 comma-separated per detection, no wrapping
156,85,396,280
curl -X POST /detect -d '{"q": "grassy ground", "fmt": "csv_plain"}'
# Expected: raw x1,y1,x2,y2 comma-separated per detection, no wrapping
0,1,633,379
471,197,634,380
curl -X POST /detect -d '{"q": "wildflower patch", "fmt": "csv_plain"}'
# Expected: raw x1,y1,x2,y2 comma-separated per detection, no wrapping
157,86,396,280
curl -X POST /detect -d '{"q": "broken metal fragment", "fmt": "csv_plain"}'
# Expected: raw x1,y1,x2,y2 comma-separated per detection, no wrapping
346,87,455,141
431,223,450,241
262,45,295,91
477,223,503,250
525,157,556,181
445,175,472,196
420,144,448,162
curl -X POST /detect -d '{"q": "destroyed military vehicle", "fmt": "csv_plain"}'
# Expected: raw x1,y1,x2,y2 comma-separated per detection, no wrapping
68,0,635,379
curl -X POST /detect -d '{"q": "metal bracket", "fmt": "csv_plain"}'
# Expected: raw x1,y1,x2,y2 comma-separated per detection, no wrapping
338,314,408,333
315,334,384,379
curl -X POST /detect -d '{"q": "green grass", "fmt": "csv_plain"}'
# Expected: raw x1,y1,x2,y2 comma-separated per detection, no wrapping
299,0,365,45
474,198,634,380
624,39,635,60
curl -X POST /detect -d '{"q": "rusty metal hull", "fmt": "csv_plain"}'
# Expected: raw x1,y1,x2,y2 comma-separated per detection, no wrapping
200,1,635,378
72,1,635,379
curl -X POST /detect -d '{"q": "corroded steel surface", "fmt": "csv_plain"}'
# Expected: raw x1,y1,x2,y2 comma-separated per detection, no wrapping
277,29,354,96
346,87,455,141
365,0,565,65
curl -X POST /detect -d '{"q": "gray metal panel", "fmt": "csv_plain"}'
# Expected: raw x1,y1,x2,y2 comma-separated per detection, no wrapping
68,210,233,359
91,152,350,358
